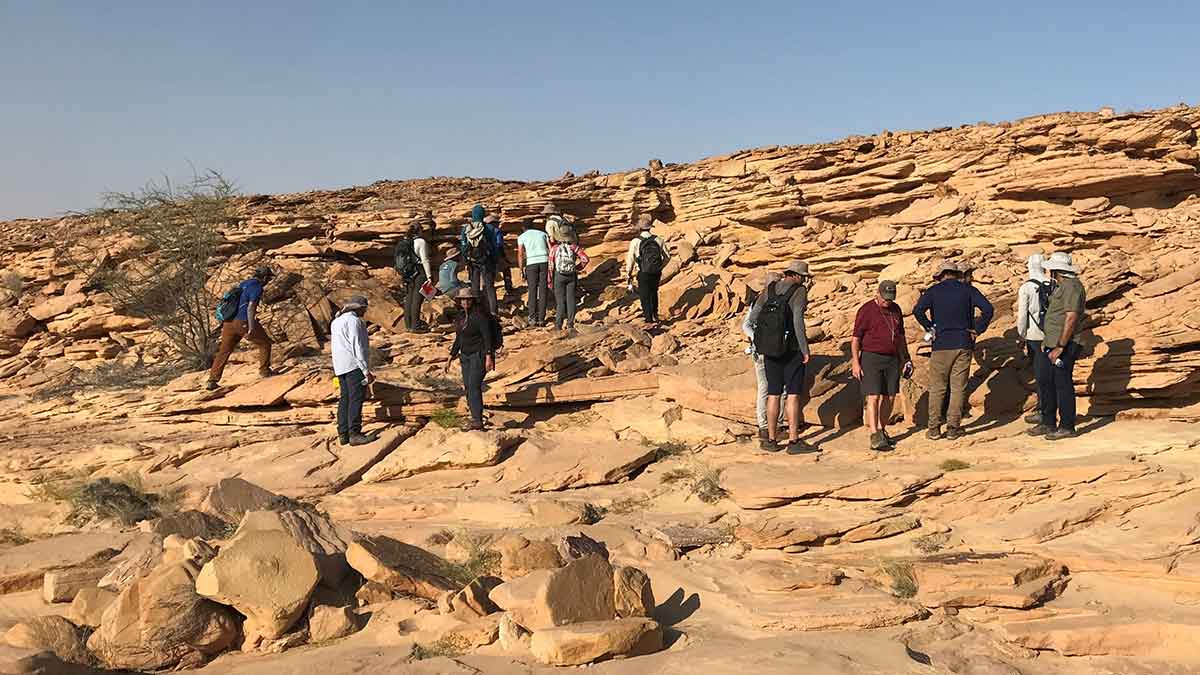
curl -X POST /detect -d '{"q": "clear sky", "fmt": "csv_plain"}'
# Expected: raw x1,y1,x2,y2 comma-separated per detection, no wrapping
2,1,1197,219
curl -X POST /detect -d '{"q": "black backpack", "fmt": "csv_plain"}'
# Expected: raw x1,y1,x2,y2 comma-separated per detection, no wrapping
1026,279,1055,330
637,237,665,275
753,282,799,358
394,238,421,281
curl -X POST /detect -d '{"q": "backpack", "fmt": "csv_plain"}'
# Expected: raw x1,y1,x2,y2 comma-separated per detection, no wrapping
393,238,421,281
547,215,576,244
488,312,504,352
637,236,665,275
753,282,799,358
214,285,242,323
1025,279,1055,330
463,224,493,267
554,243,578,275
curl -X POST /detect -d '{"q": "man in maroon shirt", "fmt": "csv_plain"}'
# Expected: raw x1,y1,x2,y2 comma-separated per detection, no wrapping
852,280,913,451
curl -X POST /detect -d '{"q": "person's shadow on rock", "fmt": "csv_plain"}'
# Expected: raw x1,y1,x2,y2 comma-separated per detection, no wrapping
653,588,701,648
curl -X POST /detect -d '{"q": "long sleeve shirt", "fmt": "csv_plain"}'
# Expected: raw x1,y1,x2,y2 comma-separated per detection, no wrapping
914,280,995,350
331,311,370,377
547,243,590,283
625,233,671,278
450,310,494,358
412,237,433,280
745,280,810,358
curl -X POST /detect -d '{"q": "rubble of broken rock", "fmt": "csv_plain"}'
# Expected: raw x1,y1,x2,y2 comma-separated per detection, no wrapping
3,105,1200,673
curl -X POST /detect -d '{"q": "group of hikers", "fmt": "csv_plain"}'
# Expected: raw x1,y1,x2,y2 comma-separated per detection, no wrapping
738,251,1086,454
206,211,1087,453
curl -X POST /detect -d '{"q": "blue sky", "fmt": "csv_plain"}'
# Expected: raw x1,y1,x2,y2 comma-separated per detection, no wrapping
2,1,1197,219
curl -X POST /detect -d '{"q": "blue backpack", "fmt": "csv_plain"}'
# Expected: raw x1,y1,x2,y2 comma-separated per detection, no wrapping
214,285,242,323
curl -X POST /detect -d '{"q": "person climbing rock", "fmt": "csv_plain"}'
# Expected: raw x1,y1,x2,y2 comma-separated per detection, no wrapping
395,216,434,332
625,214,670,325
517,219,551,327
445,287,496,431
461,204,499,315
207,265,276,390
548,237,590,335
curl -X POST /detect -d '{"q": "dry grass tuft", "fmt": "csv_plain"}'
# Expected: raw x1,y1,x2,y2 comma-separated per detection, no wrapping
881,560,919,598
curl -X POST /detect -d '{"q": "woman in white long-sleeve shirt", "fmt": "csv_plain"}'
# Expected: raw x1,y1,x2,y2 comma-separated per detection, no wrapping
1016,254,1049,424
331,295,376,446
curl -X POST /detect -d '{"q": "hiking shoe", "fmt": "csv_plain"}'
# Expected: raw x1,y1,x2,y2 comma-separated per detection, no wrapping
926,426,943,440
758,427,769,441
205,380,219,391
1023,412,1042,424
259,368,278,378
1027,424,1053,437
461,421,485,432
1046,428,1077,441
785,439,820,455
869,431,888,451
759,438,781,453
881,429,896,448
347,434,373,446
338,436,350,446
945,427,964,441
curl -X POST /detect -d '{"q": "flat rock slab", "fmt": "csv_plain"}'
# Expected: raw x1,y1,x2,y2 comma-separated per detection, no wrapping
497,430,656,493
530,617,662,666
1000,615,1200,659
345,535,458,601
0,533,131,594
908,552,1069,610
361,426,519,483
737,504,914,550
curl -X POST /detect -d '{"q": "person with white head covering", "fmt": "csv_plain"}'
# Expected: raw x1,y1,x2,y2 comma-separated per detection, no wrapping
331,295,375,446
1029,252,1086,440
1017,253,1052,423
742,271,785,439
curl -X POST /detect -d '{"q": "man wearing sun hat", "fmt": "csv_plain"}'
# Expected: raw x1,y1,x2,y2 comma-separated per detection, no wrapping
331,294,375,446
1029,251,1086,440
914,259,994,441
852,279,913,451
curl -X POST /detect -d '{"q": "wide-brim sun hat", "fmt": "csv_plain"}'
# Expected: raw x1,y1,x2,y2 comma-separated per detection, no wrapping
1042,251,1079,274
878,280,898,300
932,259,961,279
455,287,479,301
541,203,560,215
784,261,811,277
342,294,369,312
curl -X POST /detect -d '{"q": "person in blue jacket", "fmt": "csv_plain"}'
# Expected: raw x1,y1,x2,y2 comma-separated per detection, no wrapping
914,260,994,440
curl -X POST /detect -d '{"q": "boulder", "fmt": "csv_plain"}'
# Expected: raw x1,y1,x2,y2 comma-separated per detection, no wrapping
0,308,37,338
355,581,395,607
97,533,163,592
195,530,320,641
0,533,129,594
490,554,616,631
613,566,655,618
558,533,610,562
498,611,531,653
234,508,350,587
529,617,663,666
444,575,503,619
88,561,239,671
67,587,117,628
345,535,458,601
28,293,87,322
308,604,359,642
149,510,229,540
43,566,110,603
3,616,93,666
199,477,285,523
493,534,565,579
361,426,520,483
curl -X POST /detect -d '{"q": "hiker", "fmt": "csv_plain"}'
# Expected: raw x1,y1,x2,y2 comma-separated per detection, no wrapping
747,261,816,454
461,204,499,315
543,204,577,244
624,214,670,325
331,295,375,446
207,265,276,390
548,236,590,334
437,245,468,296
742,272,785,440
445,287,496,431
395,216,434,332
1016,253,1051,424
852,280,913,451
486,214,515,295
517,218,551,326
914,260,994,440
1029,252,1086,440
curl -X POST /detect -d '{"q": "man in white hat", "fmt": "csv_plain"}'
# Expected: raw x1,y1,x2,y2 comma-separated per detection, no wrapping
1029,252,1086,440
747,260,816,454
331,295,375,446
914,259,994,440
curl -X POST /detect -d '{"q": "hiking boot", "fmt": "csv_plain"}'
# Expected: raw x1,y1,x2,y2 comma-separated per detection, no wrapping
945,427,964,441
347,434,373,446
205,380,219,391
1046,428,1077,441
759,438,781,453
338,436,350,446
1023,412,1043,424
869,431,888,451
1027,424,1053,437
881,428,896,448
461,420,485,432
758,427,769,441
259,368,278,378
926,426,943,440
785,439,820,455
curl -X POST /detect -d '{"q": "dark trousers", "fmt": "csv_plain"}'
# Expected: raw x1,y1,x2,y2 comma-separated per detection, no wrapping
1038,342,1078,431
469,265,499,315
337,368,366,440
404,270,428,331
553,272,577,329
460,351,485,425
637,271,661,322
1026,339,1047,411
525,263,548,324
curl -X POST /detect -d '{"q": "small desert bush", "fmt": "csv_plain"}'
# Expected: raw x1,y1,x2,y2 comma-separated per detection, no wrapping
0,526,31,546
440,531,501,586
410,634,469,661
27,472,166,526
430,408,464,429
913,532,949,554
939,459,971,472
881,560,918,598
1,271,22,296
